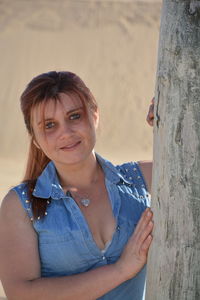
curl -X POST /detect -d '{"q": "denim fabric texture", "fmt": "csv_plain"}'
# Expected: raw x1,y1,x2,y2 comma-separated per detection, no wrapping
12,153,151,300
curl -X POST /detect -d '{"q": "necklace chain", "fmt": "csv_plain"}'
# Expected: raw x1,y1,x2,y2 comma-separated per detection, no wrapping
68,191,92,207
64,163,102,208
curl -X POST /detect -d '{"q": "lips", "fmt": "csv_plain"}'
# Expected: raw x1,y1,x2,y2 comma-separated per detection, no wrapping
60,141,81,151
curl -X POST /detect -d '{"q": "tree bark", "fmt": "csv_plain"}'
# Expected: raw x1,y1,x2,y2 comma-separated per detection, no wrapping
145,1,200,299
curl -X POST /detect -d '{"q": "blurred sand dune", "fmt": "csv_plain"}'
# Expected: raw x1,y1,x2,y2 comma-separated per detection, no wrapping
0,0,161,297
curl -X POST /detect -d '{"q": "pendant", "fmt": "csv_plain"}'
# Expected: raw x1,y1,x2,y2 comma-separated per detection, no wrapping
80,198,90,207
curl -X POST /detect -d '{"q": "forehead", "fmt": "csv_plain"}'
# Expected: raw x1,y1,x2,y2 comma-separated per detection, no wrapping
32,92,83,123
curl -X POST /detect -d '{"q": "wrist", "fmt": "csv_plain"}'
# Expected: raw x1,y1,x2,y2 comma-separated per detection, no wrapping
113,260,133,282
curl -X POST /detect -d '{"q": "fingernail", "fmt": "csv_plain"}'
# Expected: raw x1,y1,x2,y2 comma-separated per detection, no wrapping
147,210,152,216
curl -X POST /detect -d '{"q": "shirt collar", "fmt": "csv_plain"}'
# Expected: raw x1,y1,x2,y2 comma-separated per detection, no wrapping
95,153,133,185
33,153,132,200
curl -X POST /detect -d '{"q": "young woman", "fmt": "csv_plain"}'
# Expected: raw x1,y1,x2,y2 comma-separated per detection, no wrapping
0,71,154,300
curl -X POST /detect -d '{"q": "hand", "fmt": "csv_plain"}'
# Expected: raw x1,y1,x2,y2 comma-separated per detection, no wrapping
146,97,154,127
115,208,153,281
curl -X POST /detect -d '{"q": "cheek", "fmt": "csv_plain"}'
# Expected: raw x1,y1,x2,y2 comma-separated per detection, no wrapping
81,119,95,135
85,124,97,144
41,136,56,151
33,130,54,153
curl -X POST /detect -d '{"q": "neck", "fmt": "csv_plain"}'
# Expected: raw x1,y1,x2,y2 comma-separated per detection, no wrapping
54,152,101,190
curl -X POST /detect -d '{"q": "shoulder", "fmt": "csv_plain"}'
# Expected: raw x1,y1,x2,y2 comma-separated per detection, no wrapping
113,161,151,210
116,160,152,193
97,154,152,193
0,189,28,221
0,181,34,229
0,190,35,251
1,189,20,210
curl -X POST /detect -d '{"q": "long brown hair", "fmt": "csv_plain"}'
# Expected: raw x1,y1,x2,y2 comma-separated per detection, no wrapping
21,71,97,219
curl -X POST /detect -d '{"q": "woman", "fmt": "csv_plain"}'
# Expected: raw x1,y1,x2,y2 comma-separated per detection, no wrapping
0,71,154,300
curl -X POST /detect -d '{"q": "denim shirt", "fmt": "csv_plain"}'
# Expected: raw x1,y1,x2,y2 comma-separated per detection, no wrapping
12,153,151,300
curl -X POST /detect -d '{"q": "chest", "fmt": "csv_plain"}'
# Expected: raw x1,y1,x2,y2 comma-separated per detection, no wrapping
33,183,148,277
74,183,116,250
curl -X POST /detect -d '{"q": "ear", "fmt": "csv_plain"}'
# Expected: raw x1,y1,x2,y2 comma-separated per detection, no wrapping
33,139,40,149
93,108,99,129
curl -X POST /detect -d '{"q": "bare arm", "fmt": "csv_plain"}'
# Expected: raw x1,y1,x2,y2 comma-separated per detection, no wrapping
0,191,153,300
137,96,154,193
138,161,152,193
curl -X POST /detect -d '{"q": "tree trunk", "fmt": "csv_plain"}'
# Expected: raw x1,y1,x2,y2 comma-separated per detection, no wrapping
145,1,200,299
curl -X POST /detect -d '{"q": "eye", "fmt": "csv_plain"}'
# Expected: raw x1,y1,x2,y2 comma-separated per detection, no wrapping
69,113,81,120
45,121,55,129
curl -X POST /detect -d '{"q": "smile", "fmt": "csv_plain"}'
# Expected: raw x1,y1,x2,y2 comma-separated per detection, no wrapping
60,141,81,151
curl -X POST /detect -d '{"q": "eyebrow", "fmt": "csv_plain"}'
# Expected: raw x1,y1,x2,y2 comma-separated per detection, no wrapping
66,107,84,115
37,107,84,125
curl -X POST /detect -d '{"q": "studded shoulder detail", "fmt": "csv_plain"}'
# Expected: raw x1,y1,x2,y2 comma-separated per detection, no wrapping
116,162,151,206
12,184,34,221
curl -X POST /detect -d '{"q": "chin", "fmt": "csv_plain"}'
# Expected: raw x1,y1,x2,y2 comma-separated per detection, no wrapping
55,148,95,166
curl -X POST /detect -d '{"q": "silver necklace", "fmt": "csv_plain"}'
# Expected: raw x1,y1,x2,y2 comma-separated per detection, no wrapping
80,198,90,207
65,164,102,208
75,192,91,207
66,190,91,207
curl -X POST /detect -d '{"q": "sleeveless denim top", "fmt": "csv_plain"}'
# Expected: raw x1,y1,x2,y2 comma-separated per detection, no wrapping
12,153,151,300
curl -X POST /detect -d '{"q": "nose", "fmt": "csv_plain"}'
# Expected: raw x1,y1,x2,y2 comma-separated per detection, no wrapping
58,121,74,140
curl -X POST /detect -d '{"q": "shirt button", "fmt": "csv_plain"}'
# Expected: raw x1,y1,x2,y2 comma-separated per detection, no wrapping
117,225,120,231
102,256,106,260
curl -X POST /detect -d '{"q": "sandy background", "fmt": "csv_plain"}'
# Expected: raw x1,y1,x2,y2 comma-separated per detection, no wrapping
0,0,161,297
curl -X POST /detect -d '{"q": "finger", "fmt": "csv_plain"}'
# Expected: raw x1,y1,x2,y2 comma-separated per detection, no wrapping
148,104,154,116
139,220,154,243
138,208,152,225
130,219,154,254
149,103,154,112
146,103,154,126
147,119,154,127
146,117,154,127
140,234,153,254
151,97,155,104
132,208,153,237
146,113,154,122
135,217,154,242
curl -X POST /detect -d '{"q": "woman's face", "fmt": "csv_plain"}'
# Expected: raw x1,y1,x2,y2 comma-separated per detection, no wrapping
31,92,99,166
